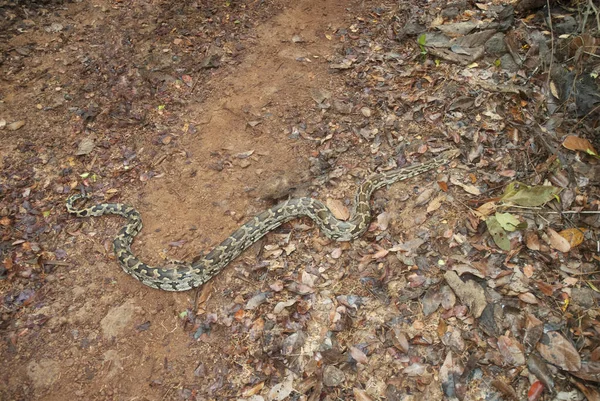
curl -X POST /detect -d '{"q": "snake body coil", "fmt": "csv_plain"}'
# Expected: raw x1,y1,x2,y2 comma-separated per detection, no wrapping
66,149,459,291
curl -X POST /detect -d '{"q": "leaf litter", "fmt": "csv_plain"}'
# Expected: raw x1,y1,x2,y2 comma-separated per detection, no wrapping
1,0,600,400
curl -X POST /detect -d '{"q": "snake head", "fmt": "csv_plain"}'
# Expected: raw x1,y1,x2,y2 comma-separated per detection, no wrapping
66,193,91,213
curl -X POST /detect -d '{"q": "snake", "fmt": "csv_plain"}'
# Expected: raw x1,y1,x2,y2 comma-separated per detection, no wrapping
66,149,459,291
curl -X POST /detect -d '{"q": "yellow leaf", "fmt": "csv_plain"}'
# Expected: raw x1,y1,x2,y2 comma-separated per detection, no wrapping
558,228,587,248
550,81,559,98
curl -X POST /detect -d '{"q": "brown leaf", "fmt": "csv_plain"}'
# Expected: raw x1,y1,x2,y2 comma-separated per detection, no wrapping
353,388,374,401
527,354,555,392
546,228,571,252
562,135,598,155
571,360,600,383
415,187,434,206
523,314,544,352
525,231,541,251
558,228,587,248
570,378,600,401
537,331,582,372
491,379,518,400
518,292,539,304
349,346,368,364
497,335,526,366
326,198,350,220
444,271,487,318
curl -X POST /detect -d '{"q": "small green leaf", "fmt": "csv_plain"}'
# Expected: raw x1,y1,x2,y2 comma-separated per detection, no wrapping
486,216,510,251
80,172,90,179
158,105,165,111
495,212,520,232
417,34,427,46
501,183,562,207
43,210,51,218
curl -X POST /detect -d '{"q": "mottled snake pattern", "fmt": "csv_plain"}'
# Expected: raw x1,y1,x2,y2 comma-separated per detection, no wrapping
66,149,459,291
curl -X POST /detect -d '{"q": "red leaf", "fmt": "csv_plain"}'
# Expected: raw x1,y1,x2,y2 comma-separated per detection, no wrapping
528,381,544,401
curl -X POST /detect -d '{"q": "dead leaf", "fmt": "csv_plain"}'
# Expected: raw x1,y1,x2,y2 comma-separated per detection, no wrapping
475,201,497,218
326,198,350,220
562,135,598,156
444,271,487,318
353,388,374,401
376,212,391,230
75,137,95,156
546,228,571,252
267,371,294,400
518,292,539,304
450,175,481,195
558,228,587,248
525,231,541,250
498,335,526,366
537,331,581,372
426,194,445,213
349,346,368,364
415,187,434,206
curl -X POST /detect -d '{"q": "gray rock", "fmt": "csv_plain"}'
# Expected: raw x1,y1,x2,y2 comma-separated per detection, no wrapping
323,365,345,387
500,53,519,71
485,32,507,55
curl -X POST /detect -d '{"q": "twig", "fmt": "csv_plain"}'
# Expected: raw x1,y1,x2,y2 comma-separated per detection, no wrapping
545,0,555,91
504,206,600,214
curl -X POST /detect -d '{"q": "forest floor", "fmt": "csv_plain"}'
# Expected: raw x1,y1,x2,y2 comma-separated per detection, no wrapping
1,0,599,400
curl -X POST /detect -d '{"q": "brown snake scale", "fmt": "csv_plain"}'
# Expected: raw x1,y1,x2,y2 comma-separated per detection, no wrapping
66,149,459,291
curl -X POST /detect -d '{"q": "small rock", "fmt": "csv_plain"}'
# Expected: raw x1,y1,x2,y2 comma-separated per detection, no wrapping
360,107,371,117
333,99,353,114
100,300,136,339
7,120,25,131
571,288,598,308
499,53,519,72
441,7,460,19
323,365,345,387
485,33,507,55
75,137,95,156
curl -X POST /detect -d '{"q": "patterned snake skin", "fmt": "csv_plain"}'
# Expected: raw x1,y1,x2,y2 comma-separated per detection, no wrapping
66,149,459,291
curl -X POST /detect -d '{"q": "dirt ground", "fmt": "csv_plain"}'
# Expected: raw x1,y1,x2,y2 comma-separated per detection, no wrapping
2,0,600,400
0,1,394,399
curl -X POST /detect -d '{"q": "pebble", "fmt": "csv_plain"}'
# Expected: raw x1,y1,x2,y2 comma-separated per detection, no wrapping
323,365,345,387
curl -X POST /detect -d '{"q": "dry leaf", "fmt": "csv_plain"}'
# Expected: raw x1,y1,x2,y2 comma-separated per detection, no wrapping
537,331,581,372
498,335,526,366
326,198,350,220
562,135,598,156
444,271,487,317
353,388,374,401
475,201,497,218
549,81,560,98
518,292,539,304
349,346,368,364
558,228,587,248
546,228,571,252
525,231,541,250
